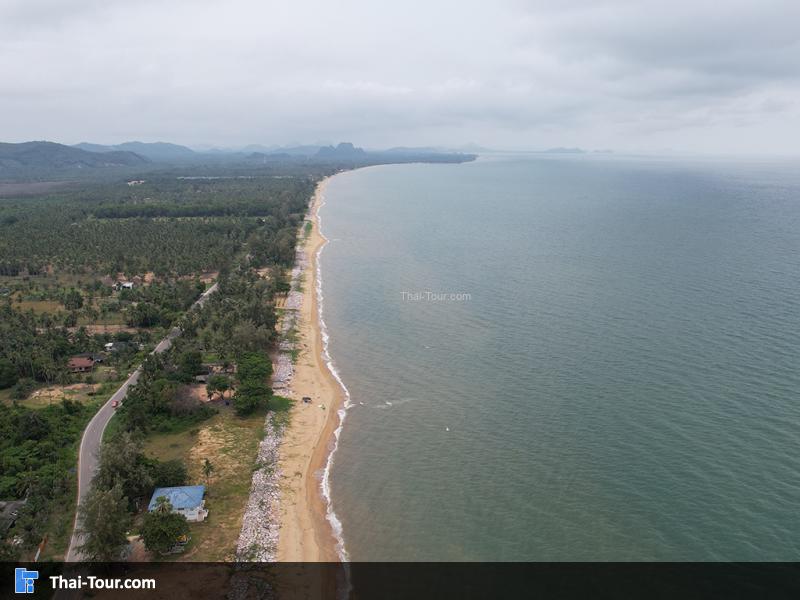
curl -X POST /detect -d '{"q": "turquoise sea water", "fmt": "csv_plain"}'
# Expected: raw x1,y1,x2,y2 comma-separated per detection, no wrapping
319,154,800,561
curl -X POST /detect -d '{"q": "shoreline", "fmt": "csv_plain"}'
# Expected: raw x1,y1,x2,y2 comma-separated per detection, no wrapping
276,176,348,562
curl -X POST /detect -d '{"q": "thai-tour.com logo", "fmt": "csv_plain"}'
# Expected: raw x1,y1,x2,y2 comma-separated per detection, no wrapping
13,567,156,594
14,568,38,594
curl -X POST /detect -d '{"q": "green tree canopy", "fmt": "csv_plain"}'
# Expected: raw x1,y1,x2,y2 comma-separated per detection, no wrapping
63,288,84,310
94,432,154,508
237,352,272,383
140,498,190,556
178,350,203,380
233,383,269,416
0,358,17,389
78,483,131,561
206,374,230,400
233,352,272,416
150,459,188,488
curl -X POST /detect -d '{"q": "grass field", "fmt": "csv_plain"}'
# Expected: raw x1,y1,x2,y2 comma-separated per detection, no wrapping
141,396,292,561
13,298,62,314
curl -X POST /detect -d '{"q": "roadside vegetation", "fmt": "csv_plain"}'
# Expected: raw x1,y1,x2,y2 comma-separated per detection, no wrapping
0,168,314,560
79,257,288,560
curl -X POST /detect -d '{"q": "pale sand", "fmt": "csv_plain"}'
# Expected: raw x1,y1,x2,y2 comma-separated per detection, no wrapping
277,178,342,563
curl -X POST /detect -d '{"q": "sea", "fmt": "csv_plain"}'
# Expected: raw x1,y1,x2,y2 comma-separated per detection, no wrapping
317,153,800,561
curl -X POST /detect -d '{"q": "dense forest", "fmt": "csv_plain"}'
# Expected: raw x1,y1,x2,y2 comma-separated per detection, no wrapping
0,176,313,276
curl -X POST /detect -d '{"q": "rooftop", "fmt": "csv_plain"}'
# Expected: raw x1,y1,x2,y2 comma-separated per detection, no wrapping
148,485,206,511
68,357,94,369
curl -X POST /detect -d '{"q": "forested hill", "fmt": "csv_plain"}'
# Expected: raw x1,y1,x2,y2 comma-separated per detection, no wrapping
0,139,476,180
0,141,149,171
74,141,196,161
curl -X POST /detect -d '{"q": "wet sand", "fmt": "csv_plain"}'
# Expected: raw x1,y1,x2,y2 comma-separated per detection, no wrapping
277,178,342,562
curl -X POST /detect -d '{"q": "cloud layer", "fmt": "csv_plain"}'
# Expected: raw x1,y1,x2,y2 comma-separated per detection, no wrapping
1,0,798,153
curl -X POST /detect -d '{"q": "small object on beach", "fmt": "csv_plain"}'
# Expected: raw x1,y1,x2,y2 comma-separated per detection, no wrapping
302,396,312,404
446,427,450,432
385,401,393,406
319,404,325,409
359,401,364,405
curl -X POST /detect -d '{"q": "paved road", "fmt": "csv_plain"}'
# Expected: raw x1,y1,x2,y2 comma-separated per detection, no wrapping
65,283,218,561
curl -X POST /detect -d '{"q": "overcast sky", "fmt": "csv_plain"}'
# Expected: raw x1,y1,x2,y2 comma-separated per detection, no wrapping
1,0,798,154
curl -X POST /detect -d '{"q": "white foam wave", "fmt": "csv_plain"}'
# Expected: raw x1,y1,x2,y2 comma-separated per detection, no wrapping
314,186,352,564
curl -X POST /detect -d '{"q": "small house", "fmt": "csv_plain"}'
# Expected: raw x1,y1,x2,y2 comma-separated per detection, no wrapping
105,341,131,353
68,356,95,373
74,352,105,364
147,485,208,522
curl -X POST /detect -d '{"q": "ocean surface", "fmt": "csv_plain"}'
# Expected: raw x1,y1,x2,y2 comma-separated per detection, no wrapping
318,154,800,561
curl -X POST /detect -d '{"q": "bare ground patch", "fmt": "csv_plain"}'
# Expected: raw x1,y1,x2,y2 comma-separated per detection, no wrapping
22,383,101,408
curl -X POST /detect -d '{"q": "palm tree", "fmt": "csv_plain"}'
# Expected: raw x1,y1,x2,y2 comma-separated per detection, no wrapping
153,496,172,515
15,471,37,498
202,459,214,488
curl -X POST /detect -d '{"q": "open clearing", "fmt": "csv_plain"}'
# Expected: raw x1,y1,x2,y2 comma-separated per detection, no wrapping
142,399,291,561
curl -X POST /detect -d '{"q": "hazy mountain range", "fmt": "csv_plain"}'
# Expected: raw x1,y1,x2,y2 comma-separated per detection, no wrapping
0,140,610,175
0,141,149,169
0,140,477,176
73,141,196,161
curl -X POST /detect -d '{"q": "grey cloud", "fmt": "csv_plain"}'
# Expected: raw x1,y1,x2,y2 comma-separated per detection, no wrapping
0,0,798,154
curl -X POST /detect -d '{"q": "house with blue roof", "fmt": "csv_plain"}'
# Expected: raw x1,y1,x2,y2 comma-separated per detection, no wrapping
148,485,208,522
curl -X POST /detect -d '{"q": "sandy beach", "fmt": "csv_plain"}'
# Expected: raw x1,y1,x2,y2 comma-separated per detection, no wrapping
276,177,343,562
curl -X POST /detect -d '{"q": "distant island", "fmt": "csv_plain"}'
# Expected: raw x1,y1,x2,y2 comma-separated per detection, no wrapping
315,142,366,159
541,147,586,154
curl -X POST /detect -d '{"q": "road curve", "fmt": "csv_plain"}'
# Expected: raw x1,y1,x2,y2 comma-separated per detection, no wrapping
65,283,218,561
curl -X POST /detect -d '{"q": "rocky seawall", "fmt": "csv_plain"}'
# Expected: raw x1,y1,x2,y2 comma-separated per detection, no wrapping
235,234,309,561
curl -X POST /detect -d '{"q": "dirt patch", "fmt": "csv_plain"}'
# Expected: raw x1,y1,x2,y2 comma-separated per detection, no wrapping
177,383,209,403
26,383,100,407
182,412,266,561
187,424,239,481
169,384,210,418
78,324,139,334
0,181,75,197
